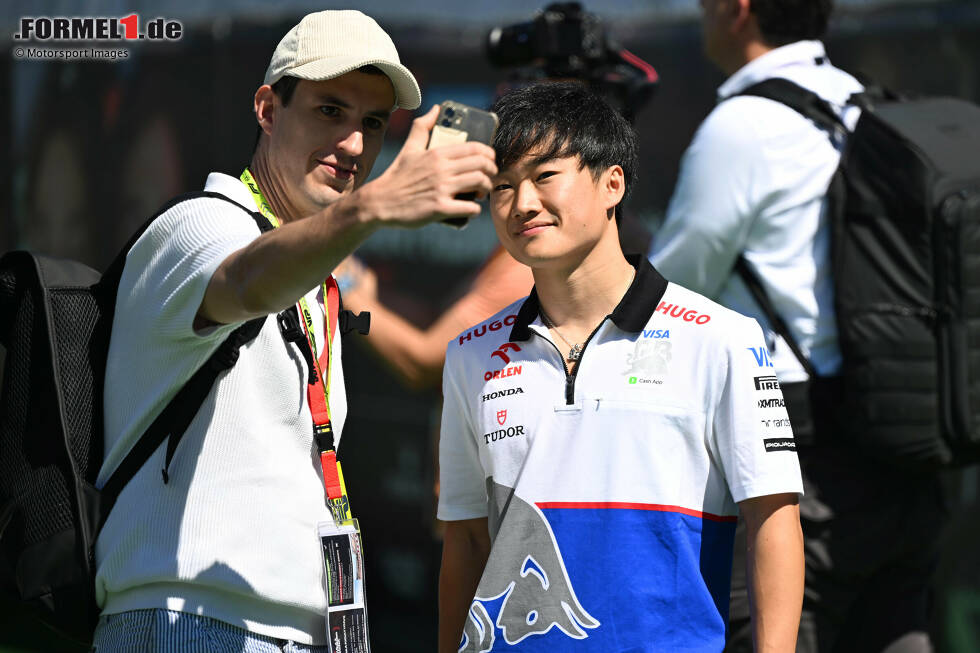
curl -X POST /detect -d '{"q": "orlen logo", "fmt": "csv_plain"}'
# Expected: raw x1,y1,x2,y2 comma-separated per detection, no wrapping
485,366,522,382
491,342,521,365
656,301,711,325
460,315,517,345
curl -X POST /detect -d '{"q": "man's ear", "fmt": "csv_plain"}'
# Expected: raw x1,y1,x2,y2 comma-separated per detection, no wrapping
254,84,277,138
603,165,626,214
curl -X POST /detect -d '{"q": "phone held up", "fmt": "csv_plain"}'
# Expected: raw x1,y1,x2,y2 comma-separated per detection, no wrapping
426,101,499,229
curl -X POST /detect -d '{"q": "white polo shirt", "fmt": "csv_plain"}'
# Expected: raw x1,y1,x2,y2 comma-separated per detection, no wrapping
648,40,863,383
97,173,346,644
439,257,803,652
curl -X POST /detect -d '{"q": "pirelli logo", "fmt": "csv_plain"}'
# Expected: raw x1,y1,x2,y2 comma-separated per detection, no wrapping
754,375,780,391
763,438,796,452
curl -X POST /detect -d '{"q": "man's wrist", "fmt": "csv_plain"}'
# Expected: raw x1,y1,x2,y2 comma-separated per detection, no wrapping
345,179,390,227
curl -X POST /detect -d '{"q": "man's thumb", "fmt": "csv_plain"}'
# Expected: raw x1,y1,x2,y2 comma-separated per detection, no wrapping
402,105,440,152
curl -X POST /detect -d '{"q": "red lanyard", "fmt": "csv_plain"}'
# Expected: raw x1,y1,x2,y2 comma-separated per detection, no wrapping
298,277,343,503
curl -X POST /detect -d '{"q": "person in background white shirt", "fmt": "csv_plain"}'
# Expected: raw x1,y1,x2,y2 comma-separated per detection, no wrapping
648,1,944,652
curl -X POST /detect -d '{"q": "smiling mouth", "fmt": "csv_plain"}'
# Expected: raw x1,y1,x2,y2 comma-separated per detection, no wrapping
516,222,553,236
318,160,356,181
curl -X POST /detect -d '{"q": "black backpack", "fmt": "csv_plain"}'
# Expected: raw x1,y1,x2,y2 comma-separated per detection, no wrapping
732,78,980,470
0,192,272,641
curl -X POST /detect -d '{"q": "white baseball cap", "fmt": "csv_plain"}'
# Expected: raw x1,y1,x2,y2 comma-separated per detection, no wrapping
263,10,421,110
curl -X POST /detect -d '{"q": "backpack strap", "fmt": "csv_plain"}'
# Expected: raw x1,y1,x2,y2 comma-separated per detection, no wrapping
100,191,274,511
726,78,848,379
733,256,818,379
733,77,847,134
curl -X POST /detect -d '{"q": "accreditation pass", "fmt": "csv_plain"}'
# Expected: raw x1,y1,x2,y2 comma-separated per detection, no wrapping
318,519,370,652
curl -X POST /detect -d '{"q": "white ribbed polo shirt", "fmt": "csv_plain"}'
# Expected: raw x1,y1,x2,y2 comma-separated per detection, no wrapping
96,173,346,644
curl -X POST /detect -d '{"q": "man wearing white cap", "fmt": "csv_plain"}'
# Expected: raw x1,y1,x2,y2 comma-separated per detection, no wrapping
93,10,495,651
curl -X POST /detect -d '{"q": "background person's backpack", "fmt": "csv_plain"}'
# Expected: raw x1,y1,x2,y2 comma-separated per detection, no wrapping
732,78,980,470
0,192,270,641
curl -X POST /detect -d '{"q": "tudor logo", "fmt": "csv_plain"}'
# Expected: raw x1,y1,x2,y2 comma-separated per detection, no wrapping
491,342,522,365
497,409,507,425
484,424,525,445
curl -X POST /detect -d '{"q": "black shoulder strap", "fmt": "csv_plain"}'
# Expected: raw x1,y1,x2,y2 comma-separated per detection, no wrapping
101,191,274,510
728,78,846,379
734,78,847,134
733,256,817,378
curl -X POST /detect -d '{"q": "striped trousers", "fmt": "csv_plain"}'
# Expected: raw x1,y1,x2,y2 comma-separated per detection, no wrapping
92,609,333,653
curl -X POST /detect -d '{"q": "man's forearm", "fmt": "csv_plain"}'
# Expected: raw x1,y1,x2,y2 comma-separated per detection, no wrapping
201,191,379,325
744,495,804,652
439,520,490,653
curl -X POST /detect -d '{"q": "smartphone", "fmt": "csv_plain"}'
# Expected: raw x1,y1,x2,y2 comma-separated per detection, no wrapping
426,101,499,228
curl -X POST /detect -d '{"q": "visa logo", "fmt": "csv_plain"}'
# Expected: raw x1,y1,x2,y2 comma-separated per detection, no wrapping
642,329,669,339
748,347,774,368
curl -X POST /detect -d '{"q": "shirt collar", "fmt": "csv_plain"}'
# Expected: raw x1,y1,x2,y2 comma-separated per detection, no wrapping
509,255,669,342
717,40,827,100
204,172,259,212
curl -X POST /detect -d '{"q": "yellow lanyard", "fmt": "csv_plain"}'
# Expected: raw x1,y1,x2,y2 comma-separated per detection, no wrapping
239,168,333,421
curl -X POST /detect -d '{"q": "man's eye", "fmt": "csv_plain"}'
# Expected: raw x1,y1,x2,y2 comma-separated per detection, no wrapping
319,106,340,117
492,184,512,192
536,171,557,182
364,117,385,131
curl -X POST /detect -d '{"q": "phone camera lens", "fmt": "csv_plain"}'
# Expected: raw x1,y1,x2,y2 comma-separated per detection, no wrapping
445,107,456,117
441,119,452,127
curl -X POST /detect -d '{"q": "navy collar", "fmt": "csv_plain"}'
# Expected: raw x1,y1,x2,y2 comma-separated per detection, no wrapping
509,255,669,342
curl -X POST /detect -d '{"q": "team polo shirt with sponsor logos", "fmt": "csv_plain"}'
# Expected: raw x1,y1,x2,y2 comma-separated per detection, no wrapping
438,257,803,653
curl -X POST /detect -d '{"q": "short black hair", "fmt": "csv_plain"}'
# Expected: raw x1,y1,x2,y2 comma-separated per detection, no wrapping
490,81,637,222
751,0,834,46
252,66,388,152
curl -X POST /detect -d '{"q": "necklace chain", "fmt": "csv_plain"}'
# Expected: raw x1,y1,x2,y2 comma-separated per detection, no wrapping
539,308,583,362
538,267,636,364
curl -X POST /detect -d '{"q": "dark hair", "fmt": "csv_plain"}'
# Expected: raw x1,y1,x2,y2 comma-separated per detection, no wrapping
252,66,387,152
490,81,637,222
751,0,834,46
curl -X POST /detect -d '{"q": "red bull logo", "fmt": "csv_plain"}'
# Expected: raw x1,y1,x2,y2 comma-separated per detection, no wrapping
460,480,600,651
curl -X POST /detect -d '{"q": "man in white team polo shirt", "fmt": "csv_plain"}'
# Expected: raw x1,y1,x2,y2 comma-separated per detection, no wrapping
437,82,804,652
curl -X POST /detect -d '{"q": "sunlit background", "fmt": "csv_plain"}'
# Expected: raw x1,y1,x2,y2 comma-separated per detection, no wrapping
2,1,979,651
